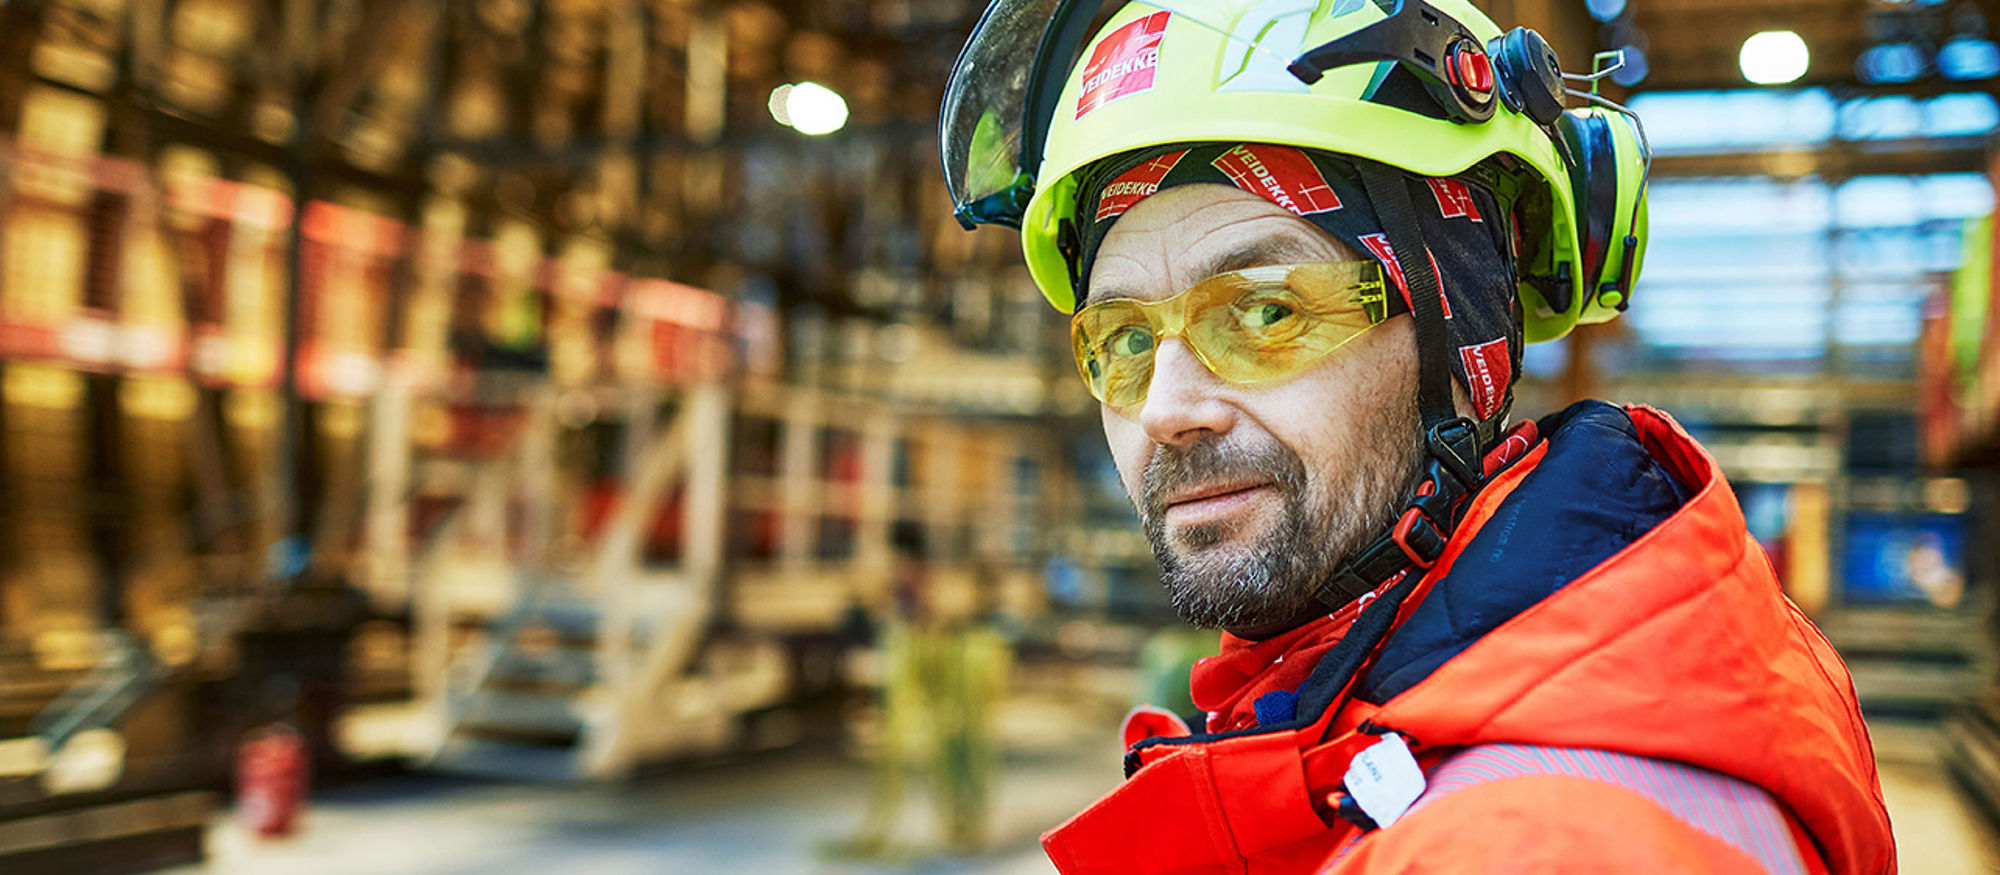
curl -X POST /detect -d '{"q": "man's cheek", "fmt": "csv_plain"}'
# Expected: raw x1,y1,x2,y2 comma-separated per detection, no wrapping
1102,413,1149,469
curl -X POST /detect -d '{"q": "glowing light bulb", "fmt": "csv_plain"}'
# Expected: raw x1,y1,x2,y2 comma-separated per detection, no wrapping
768,84,794,127
784,82,848,135
1740,31,1810,85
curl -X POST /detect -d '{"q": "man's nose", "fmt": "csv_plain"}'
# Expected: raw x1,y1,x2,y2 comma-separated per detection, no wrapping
1139,337,1236,445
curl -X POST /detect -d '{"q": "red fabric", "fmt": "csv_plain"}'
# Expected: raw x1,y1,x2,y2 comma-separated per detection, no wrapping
1123,706,1193,750
1043,406,1894,875
1193,590,1385,733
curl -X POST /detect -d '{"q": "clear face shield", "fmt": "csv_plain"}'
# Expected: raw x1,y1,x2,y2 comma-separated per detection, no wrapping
939,0,1106,230
940,0,1283,230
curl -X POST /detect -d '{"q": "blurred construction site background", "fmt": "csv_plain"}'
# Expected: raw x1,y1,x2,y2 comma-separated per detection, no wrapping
0,0,1998,872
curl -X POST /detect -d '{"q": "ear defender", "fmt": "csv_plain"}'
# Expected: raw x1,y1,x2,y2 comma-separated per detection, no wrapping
1489,28,1565,126
1490,30,1650,330
1553,104,1649,323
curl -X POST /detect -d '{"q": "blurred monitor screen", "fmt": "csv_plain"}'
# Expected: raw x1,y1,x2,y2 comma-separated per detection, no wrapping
1840,512,1968,608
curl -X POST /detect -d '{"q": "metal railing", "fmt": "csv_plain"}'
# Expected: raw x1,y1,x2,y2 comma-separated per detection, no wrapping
28,632,164,754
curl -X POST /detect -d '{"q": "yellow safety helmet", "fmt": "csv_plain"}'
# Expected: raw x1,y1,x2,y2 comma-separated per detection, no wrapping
939,0,1650,342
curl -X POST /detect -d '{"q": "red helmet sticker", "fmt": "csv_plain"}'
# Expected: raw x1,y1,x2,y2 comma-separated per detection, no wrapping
1095,150,1189,221
1076,11,1171,120
1210,144,1343,216
1426,178,1485,222
1457,337,1511,420
1357,233,1453,318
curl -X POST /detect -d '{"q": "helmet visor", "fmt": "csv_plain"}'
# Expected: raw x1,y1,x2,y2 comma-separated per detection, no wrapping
941,0,1255,230
940,0,1066,229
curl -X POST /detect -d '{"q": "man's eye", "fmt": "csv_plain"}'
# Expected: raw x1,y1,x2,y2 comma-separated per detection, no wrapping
1108,327,1155,356
1244,301,1294,329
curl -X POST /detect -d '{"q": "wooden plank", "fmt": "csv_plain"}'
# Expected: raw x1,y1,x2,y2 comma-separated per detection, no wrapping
363,369,412,610
0,790,213,856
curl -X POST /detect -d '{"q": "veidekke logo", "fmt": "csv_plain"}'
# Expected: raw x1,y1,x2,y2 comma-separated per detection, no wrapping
1426,178,1484,222
1457,337,1511,420
1076,11,1171,120
1211,144,1342,216
1095,150,1188,221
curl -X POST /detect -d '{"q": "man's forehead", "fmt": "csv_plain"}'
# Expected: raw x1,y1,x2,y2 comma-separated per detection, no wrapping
1086,194,1349,303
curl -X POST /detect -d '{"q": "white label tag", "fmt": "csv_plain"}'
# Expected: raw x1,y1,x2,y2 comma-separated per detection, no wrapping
1344,733,1426,829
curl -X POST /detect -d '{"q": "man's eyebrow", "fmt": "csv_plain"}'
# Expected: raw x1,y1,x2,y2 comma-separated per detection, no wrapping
1089,234,1329,303
1190,236,1326,282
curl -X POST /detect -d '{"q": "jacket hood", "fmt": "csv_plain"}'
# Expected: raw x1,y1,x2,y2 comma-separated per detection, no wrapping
1370,402,1893,873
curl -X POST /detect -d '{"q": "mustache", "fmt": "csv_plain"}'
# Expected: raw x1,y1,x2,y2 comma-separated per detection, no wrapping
1141,434,1308,522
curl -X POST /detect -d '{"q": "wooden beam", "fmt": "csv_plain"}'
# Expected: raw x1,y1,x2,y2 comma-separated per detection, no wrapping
363,371,413,611
681,383,729,617
1651,137,1988,179
0,0,54,137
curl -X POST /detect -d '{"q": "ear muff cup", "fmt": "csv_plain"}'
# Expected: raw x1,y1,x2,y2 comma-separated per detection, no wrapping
1554,106,1647,321
1489,27,1648,333
1490,28,1565,126
1556,109,1617,295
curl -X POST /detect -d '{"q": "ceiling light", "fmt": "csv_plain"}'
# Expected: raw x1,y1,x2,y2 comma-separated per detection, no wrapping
1611,45,1650,86
1857,43,1926,84
1939,38,2000,80
783,82,848,136
1740,30,1810,85
767,84,794,127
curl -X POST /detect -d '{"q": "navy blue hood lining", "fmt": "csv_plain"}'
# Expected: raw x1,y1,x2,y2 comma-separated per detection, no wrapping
1355,401,1693,704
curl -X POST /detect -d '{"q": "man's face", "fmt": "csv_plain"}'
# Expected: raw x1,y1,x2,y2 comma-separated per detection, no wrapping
1087,184,1424,639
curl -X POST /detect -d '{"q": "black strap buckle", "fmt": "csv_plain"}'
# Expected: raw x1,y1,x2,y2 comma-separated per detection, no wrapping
1316,423,1486,606
1424,416,1482,489
1384,417,1485,569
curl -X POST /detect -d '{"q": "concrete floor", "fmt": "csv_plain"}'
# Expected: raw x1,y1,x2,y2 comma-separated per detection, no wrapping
1872,722,2000,875
172,745,1115,875
167,720,1998,874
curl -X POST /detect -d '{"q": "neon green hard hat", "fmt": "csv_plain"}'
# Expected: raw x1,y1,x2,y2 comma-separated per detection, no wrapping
939,0,1650,343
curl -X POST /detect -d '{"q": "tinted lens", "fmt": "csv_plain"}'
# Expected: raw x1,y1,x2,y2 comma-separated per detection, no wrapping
1070,262,1388,407
1072,299,1158,408
1187,263,1386,383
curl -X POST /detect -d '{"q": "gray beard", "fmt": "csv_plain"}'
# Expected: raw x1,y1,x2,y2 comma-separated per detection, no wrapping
1140,399,1423,635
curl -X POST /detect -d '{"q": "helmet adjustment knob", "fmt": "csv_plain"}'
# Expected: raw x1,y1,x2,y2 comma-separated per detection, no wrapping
1445,40,1496,107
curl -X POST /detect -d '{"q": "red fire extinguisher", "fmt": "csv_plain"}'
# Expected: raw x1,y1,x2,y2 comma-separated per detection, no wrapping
236,724,309,837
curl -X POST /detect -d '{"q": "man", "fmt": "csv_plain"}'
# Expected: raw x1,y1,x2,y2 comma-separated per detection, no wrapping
939,0,1895,872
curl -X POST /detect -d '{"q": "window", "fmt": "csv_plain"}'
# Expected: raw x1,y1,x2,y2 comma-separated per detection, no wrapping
1624,173,1985,375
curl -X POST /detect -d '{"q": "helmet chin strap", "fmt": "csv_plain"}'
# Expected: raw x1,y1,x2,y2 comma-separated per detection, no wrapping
1311,162,1488,611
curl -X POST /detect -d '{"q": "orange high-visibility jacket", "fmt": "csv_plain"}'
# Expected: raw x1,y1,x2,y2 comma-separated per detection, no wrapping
1043,403,1895,874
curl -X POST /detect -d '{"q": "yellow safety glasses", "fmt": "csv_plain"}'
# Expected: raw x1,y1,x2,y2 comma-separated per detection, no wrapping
1071,261,1391,409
